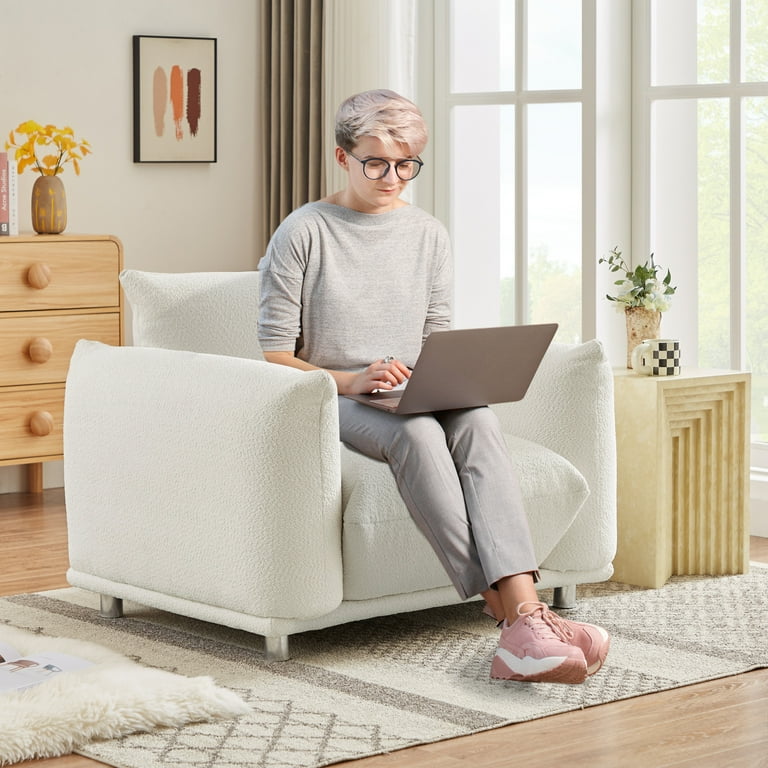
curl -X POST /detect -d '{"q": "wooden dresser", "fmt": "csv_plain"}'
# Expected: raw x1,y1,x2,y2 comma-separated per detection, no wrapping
0,234,123,491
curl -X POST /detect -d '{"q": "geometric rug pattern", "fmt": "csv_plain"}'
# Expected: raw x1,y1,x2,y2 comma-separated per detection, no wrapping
1,566,766,768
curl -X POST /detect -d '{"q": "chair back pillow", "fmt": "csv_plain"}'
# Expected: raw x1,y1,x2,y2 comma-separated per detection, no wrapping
120,270,264,360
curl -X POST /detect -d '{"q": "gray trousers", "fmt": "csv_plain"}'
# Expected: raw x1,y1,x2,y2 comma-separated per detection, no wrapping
337,398,539,599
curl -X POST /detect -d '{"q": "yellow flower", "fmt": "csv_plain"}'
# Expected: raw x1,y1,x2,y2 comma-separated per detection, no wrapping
5,120,92,176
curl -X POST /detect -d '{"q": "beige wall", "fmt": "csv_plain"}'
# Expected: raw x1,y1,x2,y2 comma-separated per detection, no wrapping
0,0,261,491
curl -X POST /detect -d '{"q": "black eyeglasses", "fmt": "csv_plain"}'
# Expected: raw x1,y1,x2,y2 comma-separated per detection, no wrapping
346,151,424,181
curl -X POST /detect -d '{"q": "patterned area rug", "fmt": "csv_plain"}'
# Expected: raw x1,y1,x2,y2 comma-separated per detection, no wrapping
0,566,766,768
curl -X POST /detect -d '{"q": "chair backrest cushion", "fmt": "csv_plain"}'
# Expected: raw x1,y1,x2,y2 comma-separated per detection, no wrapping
120,270,264,360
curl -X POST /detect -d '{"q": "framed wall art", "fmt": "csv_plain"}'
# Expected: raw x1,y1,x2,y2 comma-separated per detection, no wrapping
133,35,217,163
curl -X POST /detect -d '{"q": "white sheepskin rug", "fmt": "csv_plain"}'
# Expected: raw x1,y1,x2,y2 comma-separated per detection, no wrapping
0,625,250,766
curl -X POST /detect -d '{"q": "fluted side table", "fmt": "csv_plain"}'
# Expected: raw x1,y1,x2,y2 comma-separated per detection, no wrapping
612,368,750,588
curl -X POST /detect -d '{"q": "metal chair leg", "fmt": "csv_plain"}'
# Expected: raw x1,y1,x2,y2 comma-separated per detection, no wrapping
99,595,124,618
552,584,577,609
264,635,290,662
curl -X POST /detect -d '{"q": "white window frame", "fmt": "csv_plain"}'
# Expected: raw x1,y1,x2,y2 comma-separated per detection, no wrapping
422,0,765,530
633,0,768,529
422,0,633,356
631,0,755,372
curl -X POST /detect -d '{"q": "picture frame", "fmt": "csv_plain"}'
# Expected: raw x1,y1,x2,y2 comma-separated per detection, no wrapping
133,35,217,163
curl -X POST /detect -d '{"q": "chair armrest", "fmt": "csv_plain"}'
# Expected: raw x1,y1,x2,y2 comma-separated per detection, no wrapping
492,340,617,571
64,341,343,620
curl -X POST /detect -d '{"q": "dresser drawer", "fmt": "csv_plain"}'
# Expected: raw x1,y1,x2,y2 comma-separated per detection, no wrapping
0,239,120,311
0,387,64,462
0,313,120,387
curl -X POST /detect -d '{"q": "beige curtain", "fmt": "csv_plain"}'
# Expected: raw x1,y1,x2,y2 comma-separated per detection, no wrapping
259,0,325,257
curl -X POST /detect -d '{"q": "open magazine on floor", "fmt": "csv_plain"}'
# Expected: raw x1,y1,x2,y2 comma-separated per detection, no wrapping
0,637,94,693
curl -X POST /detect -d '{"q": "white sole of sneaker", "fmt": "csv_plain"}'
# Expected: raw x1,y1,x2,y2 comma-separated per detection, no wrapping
490,648,587,684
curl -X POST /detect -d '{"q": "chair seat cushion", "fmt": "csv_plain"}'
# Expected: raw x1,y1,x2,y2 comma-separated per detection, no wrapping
340,434,589,600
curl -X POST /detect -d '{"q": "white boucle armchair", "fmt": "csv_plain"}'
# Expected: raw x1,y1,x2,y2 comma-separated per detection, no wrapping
64,270,617,661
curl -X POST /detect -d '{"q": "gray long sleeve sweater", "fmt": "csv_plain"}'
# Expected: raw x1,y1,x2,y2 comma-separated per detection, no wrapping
258,201,452,372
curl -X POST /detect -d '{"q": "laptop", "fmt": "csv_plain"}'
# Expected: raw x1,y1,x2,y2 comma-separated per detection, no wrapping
344,323,558,415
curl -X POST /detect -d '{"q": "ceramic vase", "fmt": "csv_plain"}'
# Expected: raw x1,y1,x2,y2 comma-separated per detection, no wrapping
625,306,661,368
31,175,67,234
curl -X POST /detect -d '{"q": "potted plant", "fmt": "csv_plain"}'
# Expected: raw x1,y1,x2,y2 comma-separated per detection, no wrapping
5,121,91,234
599,247,676,367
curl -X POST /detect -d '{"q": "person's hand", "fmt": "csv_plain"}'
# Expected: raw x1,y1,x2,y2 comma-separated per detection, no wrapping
345,356,411,395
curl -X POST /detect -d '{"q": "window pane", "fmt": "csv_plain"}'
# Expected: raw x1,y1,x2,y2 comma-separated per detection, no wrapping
450,0,513,93
652,99,730,369
653,99,730,368
745,97,768,442
527,0,581,90
527,103,581,342
451,105,515,328
696,98,731,368
652,0,729,86
745,0,768,83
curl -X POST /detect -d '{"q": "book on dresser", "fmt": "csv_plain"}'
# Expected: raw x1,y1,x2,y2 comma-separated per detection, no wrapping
0,152,8,236
7,155,18,236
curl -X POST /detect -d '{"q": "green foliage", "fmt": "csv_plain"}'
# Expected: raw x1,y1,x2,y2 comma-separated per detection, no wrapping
598,247,676,311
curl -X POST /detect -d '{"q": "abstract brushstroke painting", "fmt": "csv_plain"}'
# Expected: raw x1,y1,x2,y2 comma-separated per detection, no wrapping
133,36,217,162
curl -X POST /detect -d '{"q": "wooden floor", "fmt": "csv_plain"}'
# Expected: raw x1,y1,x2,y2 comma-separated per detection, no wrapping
2,488,767,768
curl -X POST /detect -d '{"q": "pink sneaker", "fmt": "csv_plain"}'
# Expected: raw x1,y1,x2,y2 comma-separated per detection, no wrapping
484,600,610,676
490,602,588,684
555,616,611,676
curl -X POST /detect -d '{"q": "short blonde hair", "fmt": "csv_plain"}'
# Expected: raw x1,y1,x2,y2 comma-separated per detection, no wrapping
334,89,428,155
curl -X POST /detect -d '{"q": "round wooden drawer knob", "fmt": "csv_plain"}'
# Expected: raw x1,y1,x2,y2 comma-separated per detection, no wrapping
29,410,54,437
28,337,53,363
27,262,52,289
